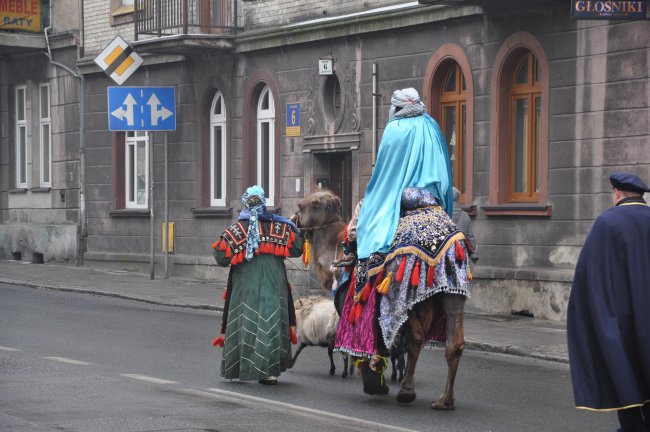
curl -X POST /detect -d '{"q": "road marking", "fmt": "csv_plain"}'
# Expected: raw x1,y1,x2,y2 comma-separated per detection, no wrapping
120,374,178,384
203,387,418,432
0,345,21,352
41,356,91,365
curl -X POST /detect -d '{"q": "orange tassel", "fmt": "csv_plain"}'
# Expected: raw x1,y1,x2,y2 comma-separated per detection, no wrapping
275,244,281,255
455,240,465,262
396,256,407,282
219,240,227,251
348,302,357,324
290,230,296,242
427,265,435,287
284,246,290,257
354,302,363,322
302,238,311,266
230,256,237,266
361,282,371,302
239,252,245,264
221,290,227,300
212,335,224,347
225,247,232,258
290,327,298,345
376,272,393,295
410,261,421,286
211,239,220,249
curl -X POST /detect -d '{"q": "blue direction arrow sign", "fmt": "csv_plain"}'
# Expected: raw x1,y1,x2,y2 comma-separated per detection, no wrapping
108,87,176,131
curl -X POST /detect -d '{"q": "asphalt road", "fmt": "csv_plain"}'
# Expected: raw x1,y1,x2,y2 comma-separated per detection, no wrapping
0,283,618,432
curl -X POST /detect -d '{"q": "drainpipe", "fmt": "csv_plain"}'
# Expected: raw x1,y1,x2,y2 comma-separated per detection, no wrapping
371,62,378,165
44,0,87,266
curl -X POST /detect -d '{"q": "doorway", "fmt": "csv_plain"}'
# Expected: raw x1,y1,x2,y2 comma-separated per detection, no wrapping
313,152,352,222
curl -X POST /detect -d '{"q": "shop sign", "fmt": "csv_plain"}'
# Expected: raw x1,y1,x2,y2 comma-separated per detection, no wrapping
1,0,41,32
571,1,647,19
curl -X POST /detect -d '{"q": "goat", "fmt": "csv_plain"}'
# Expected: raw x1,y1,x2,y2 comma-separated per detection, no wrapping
288,296,350,377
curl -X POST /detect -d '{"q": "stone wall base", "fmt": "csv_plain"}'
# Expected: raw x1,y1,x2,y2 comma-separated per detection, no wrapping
0,224,78,264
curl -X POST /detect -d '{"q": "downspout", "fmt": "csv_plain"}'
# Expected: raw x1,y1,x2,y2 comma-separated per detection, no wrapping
43,0,87,266
371,62,378,165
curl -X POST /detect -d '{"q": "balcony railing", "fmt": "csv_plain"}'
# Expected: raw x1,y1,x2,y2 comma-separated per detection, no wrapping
135,0,238,40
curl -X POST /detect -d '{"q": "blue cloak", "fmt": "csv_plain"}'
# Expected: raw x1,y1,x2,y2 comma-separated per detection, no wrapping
356,114,453,259
567,198,650,410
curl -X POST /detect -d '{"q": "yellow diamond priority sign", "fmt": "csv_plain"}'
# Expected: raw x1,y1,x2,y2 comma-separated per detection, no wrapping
94,35,143,86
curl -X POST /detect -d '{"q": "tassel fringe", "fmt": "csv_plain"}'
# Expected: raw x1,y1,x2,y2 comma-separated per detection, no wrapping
212,335,224,348
396,256,407,282
376,272,393,295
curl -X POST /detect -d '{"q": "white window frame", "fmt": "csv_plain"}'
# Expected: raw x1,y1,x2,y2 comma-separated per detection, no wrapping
125,131,149,209
256,86,275,207
15,85,28,189
39,83,52,187
210,91,227,207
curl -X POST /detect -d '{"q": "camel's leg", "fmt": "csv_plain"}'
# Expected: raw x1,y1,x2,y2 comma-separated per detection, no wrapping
397,300,433,404
390,353,398,382
289,343,307,369
342,354,349,378
431,294,466,411
327,342,336,375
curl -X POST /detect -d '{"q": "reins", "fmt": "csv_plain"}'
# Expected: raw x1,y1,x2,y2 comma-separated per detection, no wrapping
298,221,342,232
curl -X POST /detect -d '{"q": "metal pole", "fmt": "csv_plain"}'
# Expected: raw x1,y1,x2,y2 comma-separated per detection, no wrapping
372,62,378,166
149,131,155,280
164,132,169,279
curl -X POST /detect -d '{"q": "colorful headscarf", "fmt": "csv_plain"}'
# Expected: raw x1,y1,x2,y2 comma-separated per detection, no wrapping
241,185,265,261
387,88,426,122
356,89,453,259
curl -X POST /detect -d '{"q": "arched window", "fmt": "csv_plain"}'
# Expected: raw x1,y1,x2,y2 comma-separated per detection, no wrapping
509,51,541,202
257,86,275,207
423,44,474,205
210,91,227,206
439,63,467,199
488,32,549,214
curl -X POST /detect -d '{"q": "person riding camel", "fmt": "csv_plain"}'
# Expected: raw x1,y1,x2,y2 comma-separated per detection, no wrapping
334,88,472,408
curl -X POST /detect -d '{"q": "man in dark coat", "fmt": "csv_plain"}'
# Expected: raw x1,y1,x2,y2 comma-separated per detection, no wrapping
567,172,650,432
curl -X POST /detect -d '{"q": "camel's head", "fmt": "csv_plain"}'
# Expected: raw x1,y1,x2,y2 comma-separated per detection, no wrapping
296,190,342,229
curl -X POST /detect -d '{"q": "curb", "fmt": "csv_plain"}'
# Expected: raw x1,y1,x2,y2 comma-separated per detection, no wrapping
0,278,224,312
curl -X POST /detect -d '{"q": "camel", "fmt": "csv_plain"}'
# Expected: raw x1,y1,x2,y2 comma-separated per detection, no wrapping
297,190,468,410
293,190,347,292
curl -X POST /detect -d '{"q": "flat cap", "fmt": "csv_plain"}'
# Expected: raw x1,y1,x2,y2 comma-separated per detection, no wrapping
609,172,650,193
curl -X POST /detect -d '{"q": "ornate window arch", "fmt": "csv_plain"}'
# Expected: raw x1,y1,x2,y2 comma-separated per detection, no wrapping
209,91,227,207
488,32,550,215
424,44,474,205
243,72,281,209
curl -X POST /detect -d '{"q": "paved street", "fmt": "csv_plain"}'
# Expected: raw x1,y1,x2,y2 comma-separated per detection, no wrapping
0,283,617,432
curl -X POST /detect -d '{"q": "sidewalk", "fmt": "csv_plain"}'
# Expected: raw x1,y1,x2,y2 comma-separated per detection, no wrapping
0,259,568,363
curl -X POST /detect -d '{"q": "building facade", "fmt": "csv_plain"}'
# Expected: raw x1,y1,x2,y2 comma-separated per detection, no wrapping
2,0,648,320
0,0,83,264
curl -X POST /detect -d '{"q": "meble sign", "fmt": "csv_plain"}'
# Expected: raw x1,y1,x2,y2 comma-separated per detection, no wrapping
0,0,41,32
571,1,647,19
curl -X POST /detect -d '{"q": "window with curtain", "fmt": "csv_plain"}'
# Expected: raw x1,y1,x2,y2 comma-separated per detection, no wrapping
256,86,275,207
15,85,28,189
439,63,467,201
509,51,541,202
125,131,149,208
210,91,227,206
39,83,51,187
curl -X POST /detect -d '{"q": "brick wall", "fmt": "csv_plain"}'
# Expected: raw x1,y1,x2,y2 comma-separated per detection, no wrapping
83,0,135,56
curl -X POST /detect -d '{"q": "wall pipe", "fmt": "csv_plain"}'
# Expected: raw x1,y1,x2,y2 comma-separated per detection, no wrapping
371,62,378,165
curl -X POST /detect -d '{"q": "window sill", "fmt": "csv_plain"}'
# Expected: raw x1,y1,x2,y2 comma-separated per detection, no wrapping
192,207,233,218
31,187,51,193
110,208,151,218
9,188,28,194
460,204,477,217
111,5,134,25
482,204,552,217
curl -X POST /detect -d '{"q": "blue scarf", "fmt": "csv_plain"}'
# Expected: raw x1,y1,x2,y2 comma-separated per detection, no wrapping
356,113,453,259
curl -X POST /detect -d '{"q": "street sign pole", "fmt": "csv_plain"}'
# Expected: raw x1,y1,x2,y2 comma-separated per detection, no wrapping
164,132,169,279
150,131,155,280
